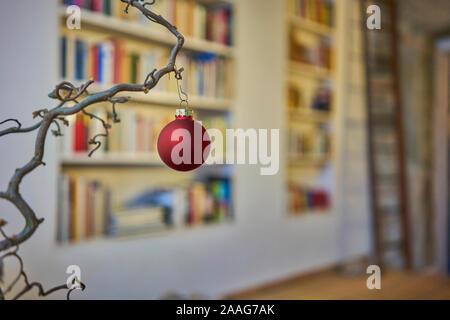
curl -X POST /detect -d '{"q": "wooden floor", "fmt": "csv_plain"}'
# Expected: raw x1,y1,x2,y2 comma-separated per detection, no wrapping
226,270,450,300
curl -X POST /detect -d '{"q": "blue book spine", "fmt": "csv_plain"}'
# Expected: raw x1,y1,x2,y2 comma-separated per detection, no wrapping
75,39,85,81
98,44,104,83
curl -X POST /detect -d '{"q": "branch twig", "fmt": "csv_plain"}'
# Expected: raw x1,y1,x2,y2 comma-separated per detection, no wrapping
0,120,42,138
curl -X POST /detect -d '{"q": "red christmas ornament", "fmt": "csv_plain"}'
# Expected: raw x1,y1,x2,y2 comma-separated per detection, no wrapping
157,109,211,172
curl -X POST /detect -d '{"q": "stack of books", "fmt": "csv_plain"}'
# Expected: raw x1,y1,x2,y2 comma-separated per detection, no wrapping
57,176,232,242
109,179,231,237
290,0,334,27
62,0,233,46
288,181,330,213
60,36,233,100
109,189,174,237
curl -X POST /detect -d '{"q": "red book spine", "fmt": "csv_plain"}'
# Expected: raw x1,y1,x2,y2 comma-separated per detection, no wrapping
92,0,103,13
74,114,86,152
206,11,213,42
73,0,83,8
218,10,227,45
112,40,122,84
83,116,89,151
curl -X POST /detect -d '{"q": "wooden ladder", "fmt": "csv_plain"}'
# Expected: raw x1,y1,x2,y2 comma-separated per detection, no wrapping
361,0,411,269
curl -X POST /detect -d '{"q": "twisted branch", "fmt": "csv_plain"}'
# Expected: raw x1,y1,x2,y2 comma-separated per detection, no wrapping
0,222,85,300
0,0,185,299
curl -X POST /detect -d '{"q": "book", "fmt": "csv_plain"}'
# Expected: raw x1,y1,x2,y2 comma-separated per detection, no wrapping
94,182,106,236
57,175,111,243
74,113,87,152
75,39,86,80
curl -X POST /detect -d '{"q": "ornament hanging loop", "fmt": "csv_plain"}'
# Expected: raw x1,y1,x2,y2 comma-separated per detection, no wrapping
175,66,189,110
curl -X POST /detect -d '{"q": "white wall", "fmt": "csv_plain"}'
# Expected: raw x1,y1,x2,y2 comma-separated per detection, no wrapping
0,0,371,299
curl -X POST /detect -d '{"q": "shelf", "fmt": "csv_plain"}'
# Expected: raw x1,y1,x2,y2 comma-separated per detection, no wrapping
288,155,331,167
288,109,332,123
56,219,235,247
60,153,162,167
65,80,233,111
288,15,334,37
59,7,234,58
60,153,230,168
289,209,331,215
288,61,334,79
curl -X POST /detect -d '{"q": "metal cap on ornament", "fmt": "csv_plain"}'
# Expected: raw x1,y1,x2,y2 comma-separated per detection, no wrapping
175,108,194,119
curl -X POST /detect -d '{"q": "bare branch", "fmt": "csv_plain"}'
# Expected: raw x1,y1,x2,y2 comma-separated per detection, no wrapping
83,109,110,157
2,250,26,295
51,120,63,137
49,80,94,103
13,281,85,300
144,68,157,93
0,119,21,128
108,96,130,124
0,0,186,300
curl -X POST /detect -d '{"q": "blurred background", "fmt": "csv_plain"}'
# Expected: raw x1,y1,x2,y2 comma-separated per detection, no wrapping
0,0,448,299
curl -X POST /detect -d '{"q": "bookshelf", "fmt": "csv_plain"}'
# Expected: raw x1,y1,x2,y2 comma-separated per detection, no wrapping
57,0,235,244
285,0,335,215
59,6,234,57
